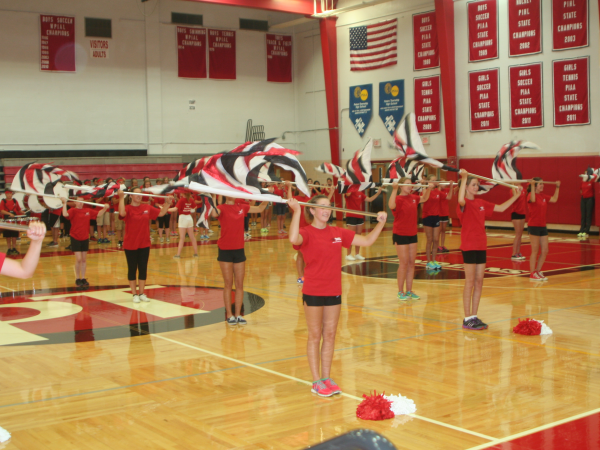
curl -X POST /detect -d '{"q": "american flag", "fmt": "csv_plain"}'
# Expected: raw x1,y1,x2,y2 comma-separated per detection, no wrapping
350,18,397,71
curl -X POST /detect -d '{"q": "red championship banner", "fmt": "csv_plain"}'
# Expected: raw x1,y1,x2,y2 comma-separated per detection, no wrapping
414,75,441,133
40,15,75,72
553,57,590,126
552,0,588,50
208,29,236,80
177,27,207,79
509,63,543,129
413,11,439,71
266,34,292,83
469,68,500,132
508,0,542,56
467,0,498,62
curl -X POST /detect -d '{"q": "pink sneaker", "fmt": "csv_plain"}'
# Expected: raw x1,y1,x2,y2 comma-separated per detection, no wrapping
323,378,342,394
311,380,335,397
530,271,543,281
536,271,548,281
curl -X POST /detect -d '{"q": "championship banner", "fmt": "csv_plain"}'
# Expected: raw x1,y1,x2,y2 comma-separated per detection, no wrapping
266,34,292,83
509,63,543,129
469,68,500,132
553,57,590,126
379,80,404,136
552,0,588,50
413,11,439,70
508,0,541,56
40,15,75,72
177,27,207,79
349,84,372,136
208,29,236,80
468,0,498,62
414,75,441,134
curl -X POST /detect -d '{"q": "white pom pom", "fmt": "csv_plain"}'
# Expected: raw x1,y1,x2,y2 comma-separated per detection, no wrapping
0,426,11,443
533,319,553,335
383,393,417,416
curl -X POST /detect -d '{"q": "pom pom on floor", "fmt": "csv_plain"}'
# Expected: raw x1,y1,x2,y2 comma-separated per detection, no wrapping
0,426,10,443
356,391,394,421
513,318,552,336
383,393,417,416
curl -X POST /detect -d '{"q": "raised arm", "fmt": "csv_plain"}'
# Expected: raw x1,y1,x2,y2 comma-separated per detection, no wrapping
118,190,126,216
158,197,172,217
445,181,455,200
287,198,303,246
494,186,522,212
366,186,383,202
61,197,69,217
388,182,399,210
550,181,561,203
419,186,432,204
528,180,536,203
458,169,468,207
0,221,46,279
249,201,268,214
351,211,387,247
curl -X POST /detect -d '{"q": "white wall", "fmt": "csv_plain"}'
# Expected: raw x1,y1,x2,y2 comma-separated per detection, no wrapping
0,0,300,155
454,0,600,158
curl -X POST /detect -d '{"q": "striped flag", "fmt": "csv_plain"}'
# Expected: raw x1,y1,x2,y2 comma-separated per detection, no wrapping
350,19,397,71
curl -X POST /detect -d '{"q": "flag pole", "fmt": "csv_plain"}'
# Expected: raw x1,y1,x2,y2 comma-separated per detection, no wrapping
380,183,429,188
65,184,169,199
0,221,30,232
293,201,380,218
495,179,560,185
467,174,516,189
9,188,102,208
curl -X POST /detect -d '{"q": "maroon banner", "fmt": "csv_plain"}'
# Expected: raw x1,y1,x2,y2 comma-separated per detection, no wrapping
467,0,498,62
469,68,500,132
413,11,439,71
508,0,542,56
509,63,543,129
552,0,588,50
553,57,590,126
266,34,292,83
177,27,207,79
208,29,236,80
40,15,75,72
414,76,441,133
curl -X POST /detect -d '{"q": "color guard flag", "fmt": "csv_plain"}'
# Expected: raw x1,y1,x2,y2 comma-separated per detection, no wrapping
492,141,539,181
350,19,397,71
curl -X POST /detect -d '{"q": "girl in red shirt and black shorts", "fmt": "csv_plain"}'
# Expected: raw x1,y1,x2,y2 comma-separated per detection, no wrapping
118,189,172,303
422,175,448,270
389,179,431,301
211,197,267,326
344,186,382,260
510,187,528,260
527,178,560,281
288,195,387,397
457,169,521,330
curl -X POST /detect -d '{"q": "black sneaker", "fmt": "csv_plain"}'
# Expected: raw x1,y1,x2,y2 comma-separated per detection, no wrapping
12,248,20,256
6,249,14,256
81,279,90,287
473,317,488,329
76,279,83,286
65,245,72,251
462,318,485,330
236,315,247,325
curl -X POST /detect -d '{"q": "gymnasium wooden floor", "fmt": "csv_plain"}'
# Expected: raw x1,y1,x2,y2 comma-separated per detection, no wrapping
0,221,599,449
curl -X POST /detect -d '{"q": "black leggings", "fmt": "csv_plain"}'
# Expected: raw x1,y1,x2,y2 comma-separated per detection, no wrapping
124,247,150,281
158,214,170,229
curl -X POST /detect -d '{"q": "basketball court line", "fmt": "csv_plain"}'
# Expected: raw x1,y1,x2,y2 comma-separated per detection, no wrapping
0,285,16,292
152,333,497,442
464,407,600,450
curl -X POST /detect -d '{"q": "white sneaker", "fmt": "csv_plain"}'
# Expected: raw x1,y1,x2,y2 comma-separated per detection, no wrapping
166,238,170,243
139,294,150,302
346,255,355,261
160,237,164,243
355,254,365,260
208,229,214,234
132,295,140,303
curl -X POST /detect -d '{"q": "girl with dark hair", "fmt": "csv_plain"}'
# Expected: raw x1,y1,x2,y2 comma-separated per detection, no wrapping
288,194,386,397
118,189,172,303
527,178,560,281
457,169,521,330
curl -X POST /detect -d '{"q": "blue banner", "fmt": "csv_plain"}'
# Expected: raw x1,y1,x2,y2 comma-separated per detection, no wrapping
379,80,404,136
349,84,372,136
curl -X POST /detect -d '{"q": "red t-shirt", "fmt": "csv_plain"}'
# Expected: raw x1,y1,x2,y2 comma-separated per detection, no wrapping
456,198,495,251
527,193,550,227
392,194,420,236
123,204,160,250
217,203,250,250
176,198,195,215
345,191,366,218
234,198,250,206
582,181,594,199
294,194,312,228
152,196,165,206
67,207,100,241
439,189,450,216
51,207,62,216
511,189,528,215
0,199,22,218
293,225,355,296
422,189,446,217
272,187,284,197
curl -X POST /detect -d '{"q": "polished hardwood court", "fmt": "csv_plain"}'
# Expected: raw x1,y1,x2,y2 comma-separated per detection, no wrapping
0,222,598,449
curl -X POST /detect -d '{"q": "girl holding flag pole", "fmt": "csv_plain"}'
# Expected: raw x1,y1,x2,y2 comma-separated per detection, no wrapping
457,169,522,330
389,179,431,301
288,195,387,397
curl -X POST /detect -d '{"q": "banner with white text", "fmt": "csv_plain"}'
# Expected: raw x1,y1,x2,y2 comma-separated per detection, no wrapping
208,29,236,80
413,11,439,71
468,0,498,62
177,27,207,79
508,0,541,56
40,15,75,72
509,63,543,129
553,57,590,126
469,68,500,132
414,76,441,134
266,34,292,82
552,0,588,50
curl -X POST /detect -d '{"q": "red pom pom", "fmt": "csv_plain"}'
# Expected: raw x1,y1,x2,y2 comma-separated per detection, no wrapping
356,390,394,421
513,318,541,335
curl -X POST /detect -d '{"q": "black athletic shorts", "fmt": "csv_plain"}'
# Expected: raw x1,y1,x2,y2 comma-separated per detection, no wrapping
346,217,364,226
302,294,342,307
439,216,449,223
393,234,418,245
511,213,526,220
90,219,97,227
157,214,170,229
3,230,18,238
462,250,486,264
423,215,440,228
274,203,287,216
528,226,548,237
70,237,90,252
217,248,246,263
